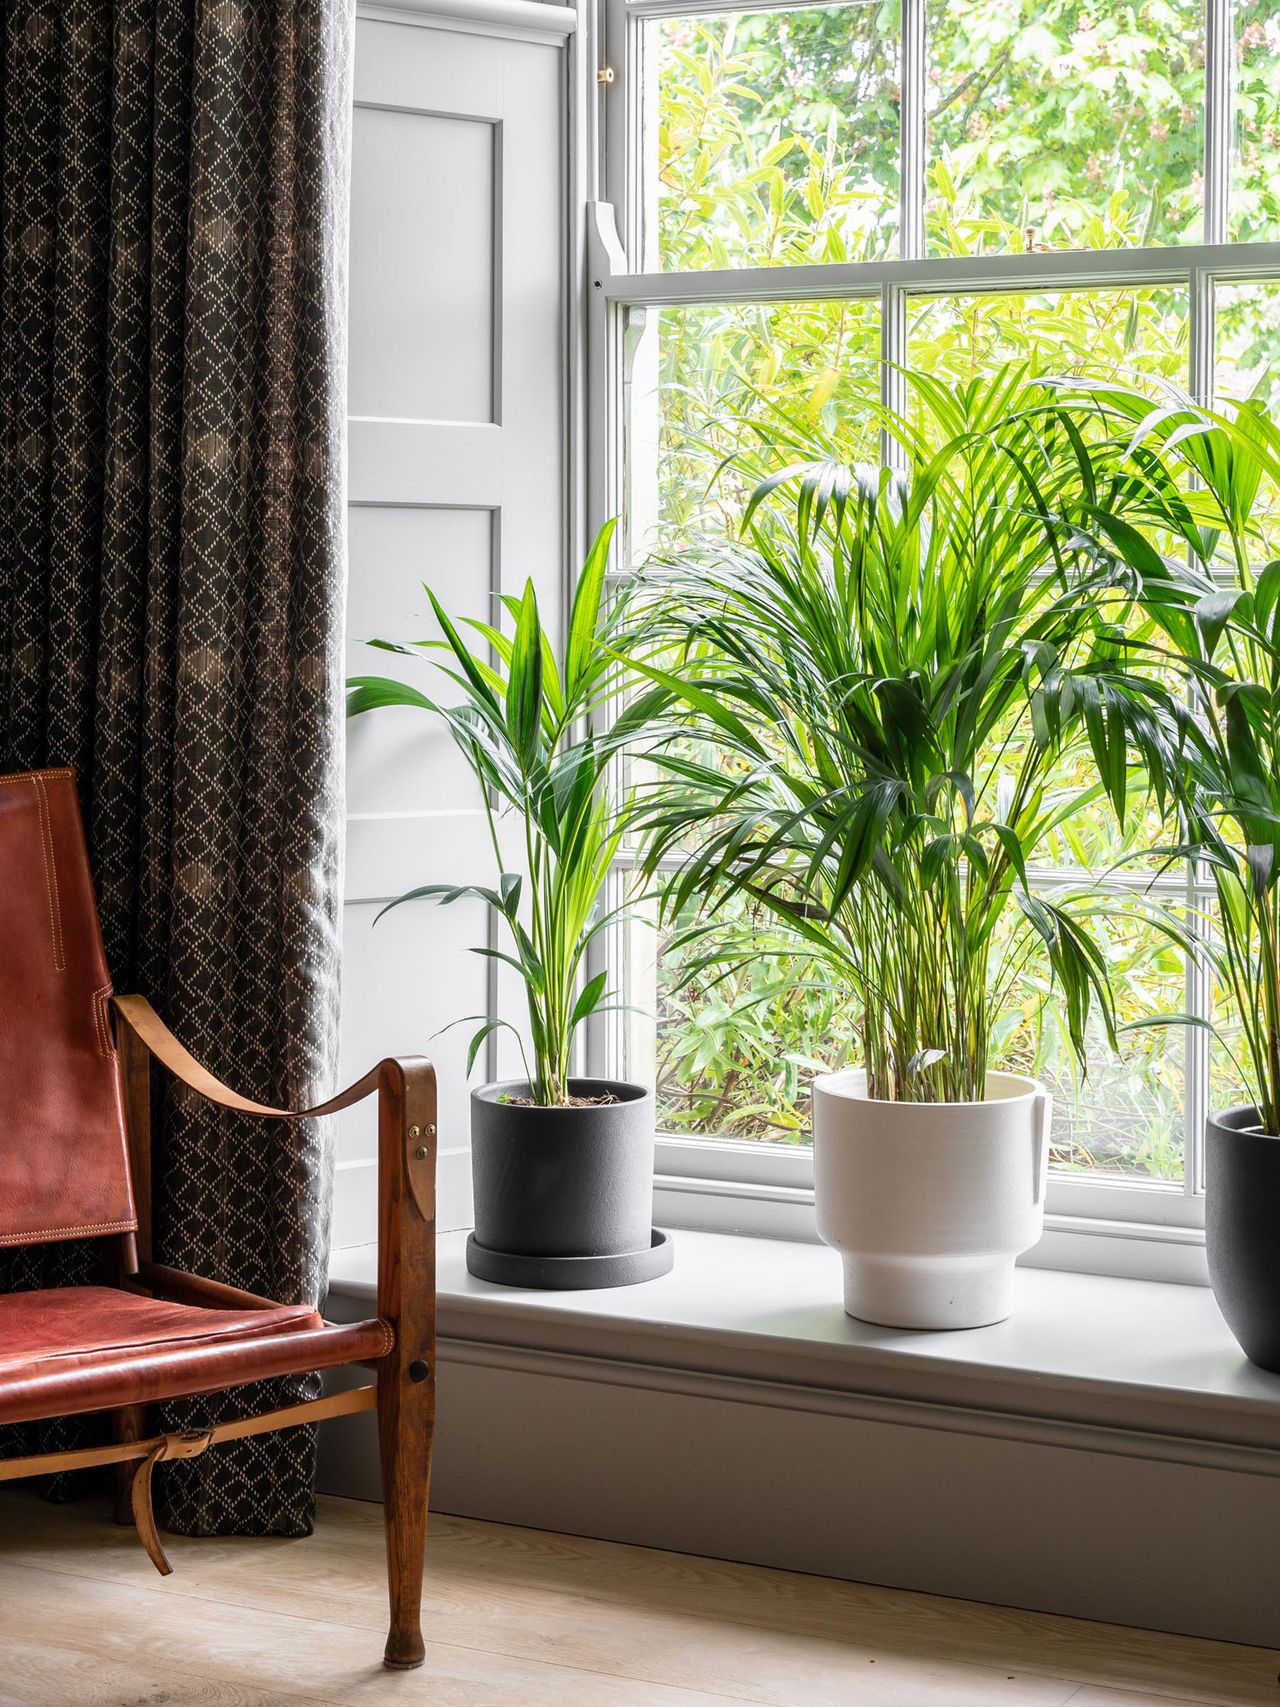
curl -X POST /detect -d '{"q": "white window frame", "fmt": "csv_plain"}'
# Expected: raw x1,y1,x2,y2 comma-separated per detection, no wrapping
581,0,1280,1278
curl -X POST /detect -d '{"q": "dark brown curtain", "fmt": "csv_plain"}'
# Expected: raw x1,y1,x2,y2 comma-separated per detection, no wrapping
0,1,353,1535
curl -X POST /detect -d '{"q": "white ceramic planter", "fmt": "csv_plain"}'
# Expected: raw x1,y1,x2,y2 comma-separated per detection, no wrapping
812,1068,1051,1330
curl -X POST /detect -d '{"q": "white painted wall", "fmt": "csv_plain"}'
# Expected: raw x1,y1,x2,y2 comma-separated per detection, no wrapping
336,5,569,1248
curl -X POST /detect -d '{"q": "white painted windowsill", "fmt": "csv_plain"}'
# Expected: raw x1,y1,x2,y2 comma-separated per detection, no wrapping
327,1228,1280,1473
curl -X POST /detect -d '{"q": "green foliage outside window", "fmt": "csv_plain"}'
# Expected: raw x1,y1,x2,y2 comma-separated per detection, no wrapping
1232,1,1280,243
924,0,1204,254
632,2,1280,1172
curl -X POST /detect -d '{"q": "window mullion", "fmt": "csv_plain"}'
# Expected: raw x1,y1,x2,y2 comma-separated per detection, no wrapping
1204,0,1232,245
880,284,907,468
887,0,925,464
1189,266,1216,404
899,0,926,261
1183,845,1212,1197
1184,266,1216,1197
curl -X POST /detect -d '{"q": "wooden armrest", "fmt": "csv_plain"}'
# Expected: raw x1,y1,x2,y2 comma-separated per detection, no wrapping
110,995,438,1291
112,994,386,1119
134,1260,287,1313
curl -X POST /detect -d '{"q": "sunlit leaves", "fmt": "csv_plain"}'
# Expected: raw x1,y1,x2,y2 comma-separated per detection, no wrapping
925,0,1203,256
649,6,901,273
348,523,658,1106
631,374,1196,1105
1069,386,1280,1131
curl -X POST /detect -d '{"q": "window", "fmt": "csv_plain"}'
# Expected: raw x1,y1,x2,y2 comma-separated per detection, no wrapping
641,4,902,271
925,0,1205,255
1231,0,1280,242
625,295,881,557
590,0,1280,1260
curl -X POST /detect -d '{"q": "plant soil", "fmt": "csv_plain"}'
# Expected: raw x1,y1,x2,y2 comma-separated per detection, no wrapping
502,1092,622,1108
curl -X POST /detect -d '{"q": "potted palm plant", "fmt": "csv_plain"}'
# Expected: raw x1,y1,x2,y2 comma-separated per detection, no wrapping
1069,385,1280,1368
348,522,674,1288
629,374,1192,1328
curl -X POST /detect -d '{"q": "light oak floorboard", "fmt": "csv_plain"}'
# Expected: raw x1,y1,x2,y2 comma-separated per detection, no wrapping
0,1490,1274,1706
1067,1695,1279,1707
0,1557,770,1707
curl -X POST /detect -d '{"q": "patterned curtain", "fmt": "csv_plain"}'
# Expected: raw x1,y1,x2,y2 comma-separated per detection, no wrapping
0,1,353,1535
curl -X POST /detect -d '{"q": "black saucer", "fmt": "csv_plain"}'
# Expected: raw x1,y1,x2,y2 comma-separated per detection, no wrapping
464,1228,674,1290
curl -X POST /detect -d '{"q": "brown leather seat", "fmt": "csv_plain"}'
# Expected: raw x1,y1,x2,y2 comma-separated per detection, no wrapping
0,1285,393,1429
0,768,439,1669
0,1285,321,1364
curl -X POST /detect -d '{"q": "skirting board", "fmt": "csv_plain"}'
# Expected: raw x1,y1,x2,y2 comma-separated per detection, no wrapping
319,1338,1280,1649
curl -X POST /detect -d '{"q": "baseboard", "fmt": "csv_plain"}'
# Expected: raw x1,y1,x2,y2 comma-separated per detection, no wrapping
320,1232,1280,1648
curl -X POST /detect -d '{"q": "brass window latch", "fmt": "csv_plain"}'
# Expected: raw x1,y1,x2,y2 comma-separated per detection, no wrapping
597,66,615,85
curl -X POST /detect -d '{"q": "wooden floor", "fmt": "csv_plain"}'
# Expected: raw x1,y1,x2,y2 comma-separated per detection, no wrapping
0,1490,1275,1707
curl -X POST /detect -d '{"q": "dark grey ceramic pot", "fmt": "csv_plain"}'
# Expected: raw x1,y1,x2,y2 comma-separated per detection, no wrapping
1206,1105,1280,1373
467,1079,673,1289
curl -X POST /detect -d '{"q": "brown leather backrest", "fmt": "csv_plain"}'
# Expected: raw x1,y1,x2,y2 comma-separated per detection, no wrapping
0,769,136,1247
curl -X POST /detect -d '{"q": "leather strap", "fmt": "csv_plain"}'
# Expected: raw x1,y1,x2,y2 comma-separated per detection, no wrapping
129,1422,228,1574
112,995,384,1119
113,990,438,1241
0,1384,376,1486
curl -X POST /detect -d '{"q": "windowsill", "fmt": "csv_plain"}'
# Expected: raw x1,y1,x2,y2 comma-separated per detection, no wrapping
650,1135,1211,1284
328,1228,1280,1467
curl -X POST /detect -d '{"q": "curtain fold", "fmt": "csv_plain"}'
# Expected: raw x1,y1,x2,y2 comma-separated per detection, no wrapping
0,0,353,1536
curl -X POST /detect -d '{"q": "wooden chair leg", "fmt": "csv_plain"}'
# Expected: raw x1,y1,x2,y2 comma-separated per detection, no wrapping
111,1403,147,1525
377,1354,434,1668
375,1058,437,1671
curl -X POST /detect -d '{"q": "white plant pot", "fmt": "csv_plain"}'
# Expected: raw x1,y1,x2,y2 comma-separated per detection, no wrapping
812,1068,1051,1330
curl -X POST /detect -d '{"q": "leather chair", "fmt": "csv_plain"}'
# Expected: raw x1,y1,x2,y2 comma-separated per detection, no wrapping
0,767,437,1670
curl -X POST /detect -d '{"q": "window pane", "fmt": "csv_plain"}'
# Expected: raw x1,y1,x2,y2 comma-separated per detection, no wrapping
926,0,1204,257
994,899,1187,1181
1204,895,1272,1127
1230,1,1280,243
1215,969,1262,1126
1003,728,1182,879
625,886,1188,1175
1216,278,1280,415
625,297,880,564
907,286,1189,391
906,291,1191,900
1209,1023,1252,1129
645,4,901,273
1215,279,1280,559
624,892,855,1144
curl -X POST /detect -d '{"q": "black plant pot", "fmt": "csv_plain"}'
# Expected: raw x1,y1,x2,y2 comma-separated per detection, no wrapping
466,1078,673,1289
1206,1105,1280,1373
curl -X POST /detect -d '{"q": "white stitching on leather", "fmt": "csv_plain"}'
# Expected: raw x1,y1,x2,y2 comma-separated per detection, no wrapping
0,1218,137,1245
31,774,65,972
92,983,114,1057
0,766,74,786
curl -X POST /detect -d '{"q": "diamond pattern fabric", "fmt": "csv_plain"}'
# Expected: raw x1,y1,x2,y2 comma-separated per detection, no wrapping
0,1,353,1536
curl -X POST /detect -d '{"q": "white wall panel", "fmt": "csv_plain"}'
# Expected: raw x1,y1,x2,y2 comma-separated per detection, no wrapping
339,8,567,1241
337,895,483,1163
349,107,495,423
346,504,493,818
346,505,494,654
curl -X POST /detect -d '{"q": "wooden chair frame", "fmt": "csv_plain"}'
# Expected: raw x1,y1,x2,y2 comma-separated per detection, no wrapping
0,993,438,1672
